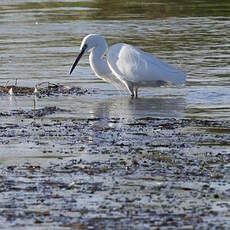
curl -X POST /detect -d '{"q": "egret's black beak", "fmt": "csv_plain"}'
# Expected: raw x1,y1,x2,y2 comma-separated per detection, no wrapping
70,45,87,75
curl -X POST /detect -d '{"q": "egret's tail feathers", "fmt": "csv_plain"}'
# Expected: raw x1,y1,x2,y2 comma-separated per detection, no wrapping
167,71,186,85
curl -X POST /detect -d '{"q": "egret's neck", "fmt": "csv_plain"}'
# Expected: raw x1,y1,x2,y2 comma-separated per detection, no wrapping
89,45,111,78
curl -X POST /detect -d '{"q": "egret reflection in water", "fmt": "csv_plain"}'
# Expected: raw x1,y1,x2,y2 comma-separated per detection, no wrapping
91,96,186,120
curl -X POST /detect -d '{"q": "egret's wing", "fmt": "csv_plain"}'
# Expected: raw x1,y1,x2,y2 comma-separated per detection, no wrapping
107,43,186,85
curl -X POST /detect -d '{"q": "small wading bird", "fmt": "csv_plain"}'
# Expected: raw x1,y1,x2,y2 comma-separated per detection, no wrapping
70,34,186,98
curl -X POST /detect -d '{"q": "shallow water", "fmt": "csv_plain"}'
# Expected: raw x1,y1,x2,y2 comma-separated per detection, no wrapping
0,0,229,120
0,0,230,162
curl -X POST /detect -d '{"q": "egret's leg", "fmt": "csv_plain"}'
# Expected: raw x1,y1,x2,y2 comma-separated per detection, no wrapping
130,89,134,98
134,87,138,98
123,81,134,98
130,90,134,99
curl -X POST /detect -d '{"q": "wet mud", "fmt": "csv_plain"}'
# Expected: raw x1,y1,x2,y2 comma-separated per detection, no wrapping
0,106,70,118
0,106,230,229
0,83,90,97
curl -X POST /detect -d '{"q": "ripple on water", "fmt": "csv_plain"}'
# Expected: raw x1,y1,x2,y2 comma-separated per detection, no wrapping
0,2,229,118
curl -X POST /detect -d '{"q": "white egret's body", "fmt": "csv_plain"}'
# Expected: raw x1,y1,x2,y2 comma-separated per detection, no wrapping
70,34,186,98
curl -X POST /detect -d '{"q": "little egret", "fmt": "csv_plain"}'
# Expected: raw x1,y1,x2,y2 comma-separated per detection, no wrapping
70,34,186,98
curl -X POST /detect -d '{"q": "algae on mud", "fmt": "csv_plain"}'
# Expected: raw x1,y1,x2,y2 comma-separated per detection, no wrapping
0,82,89,96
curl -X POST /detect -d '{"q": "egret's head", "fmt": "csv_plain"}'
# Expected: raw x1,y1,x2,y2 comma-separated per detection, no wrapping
70,34,107,75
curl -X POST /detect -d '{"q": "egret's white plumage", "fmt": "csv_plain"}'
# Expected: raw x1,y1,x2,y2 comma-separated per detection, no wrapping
70,34,186,98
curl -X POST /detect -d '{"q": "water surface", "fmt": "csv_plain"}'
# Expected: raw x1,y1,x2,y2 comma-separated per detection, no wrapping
1,1,229,121
0,0,230,160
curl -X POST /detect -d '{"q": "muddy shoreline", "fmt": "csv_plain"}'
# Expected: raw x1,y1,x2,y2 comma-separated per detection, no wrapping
0,105,229,229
